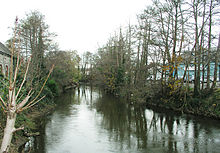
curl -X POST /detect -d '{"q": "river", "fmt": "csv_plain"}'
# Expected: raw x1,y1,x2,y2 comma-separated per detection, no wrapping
31,86,220,153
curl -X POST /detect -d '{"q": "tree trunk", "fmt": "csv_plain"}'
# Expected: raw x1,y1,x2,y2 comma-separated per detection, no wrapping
207,0,213,89
0,112,17,153
193,0,199,95
211,33,220,89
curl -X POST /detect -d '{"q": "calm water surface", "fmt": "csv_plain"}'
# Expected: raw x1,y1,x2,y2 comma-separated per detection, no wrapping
32,86,220,153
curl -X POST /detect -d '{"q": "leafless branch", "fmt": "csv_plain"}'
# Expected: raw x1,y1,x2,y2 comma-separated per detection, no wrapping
16,89,33,112
15,57,31,100
25,64,54,108
12,125,24,133
0,96,7,109
22,95,46,111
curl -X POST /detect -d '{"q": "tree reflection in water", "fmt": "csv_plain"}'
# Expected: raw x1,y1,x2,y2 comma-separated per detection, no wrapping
93,88,220,153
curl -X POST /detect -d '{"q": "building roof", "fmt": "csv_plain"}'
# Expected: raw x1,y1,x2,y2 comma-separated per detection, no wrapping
0,42,10,56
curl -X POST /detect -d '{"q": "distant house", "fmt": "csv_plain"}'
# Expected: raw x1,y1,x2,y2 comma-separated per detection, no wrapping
178,63,220,82
0,42,11,77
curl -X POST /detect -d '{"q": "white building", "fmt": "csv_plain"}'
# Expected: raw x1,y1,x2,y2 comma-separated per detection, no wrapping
0,42,11,77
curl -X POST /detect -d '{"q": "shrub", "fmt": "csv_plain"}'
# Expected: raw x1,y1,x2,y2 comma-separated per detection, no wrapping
47,79,60,96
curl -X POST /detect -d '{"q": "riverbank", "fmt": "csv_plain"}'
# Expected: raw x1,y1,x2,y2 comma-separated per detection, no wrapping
0,103,56,152
97,80,220,120
127,87,220,120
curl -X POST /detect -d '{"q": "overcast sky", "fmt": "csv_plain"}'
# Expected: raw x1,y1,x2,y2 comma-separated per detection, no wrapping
0,0,150,54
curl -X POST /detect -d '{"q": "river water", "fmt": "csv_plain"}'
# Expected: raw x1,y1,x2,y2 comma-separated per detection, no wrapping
32,86,220,153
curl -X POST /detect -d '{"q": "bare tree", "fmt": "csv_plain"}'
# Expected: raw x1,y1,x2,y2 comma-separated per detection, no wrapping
211,33,220,89
0,19,53,153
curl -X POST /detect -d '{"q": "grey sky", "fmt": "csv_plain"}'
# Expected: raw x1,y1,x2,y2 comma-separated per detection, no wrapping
0,0,149,54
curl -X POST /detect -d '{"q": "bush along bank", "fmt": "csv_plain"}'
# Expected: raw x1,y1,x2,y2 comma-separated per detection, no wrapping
123,83,220,120
98,77,220,120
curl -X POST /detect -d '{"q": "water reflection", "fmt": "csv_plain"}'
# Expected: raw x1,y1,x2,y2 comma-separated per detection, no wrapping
96,94,220,153
33,86,220,153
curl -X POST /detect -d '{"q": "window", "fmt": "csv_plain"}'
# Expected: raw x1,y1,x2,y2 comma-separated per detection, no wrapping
0,64,2,75
219,65,220,81
5,65,8,77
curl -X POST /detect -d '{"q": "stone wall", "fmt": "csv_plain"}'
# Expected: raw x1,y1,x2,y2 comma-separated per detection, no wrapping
0,53,11,76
